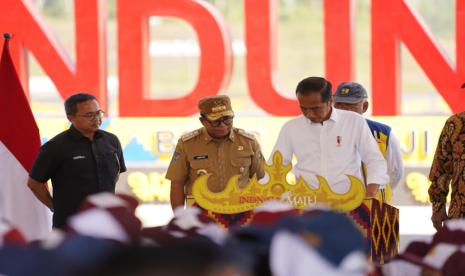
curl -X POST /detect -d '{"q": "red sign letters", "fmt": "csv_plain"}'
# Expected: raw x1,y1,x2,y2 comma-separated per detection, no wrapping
0,0,464,116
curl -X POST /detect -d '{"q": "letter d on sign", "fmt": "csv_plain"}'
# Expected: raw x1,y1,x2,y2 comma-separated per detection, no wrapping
118,0,233,117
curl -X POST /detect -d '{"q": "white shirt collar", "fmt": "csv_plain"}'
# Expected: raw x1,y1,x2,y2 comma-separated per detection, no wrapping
306,107,338,125
329,107,339,122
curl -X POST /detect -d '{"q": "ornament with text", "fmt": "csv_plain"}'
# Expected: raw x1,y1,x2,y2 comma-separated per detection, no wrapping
192,151,366,213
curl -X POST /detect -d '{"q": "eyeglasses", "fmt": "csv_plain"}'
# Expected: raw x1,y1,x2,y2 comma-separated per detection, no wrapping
77,110,105,120
203,116,234,127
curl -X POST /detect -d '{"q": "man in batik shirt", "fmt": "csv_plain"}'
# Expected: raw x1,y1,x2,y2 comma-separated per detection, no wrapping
429,113,465,231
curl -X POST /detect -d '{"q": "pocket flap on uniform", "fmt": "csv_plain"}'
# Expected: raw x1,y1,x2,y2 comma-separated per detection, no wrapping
231,158,251,167
190,159,211,169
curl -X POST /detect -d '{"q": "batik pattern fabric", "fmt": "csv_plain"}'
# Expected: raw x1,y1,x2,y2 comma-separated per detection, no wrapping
429,112,465,218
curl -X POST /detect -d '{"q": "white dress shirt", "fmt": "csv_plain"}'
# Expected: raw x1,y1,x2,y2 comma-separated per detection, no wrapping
385,132,404,188
270,108,388,193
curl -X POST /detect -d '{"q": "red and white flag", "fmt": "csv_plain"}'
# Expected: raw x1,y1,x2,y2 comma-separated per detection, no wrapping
0,34,51,241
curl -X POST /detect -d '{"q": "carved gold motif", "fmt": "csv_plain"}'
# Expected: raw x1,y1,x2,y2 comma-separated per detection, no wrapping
192,151,366,213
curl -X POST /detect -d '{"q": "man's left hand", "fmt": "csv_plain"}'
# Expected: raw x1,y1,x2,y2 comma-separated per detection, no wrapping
365,183,380,198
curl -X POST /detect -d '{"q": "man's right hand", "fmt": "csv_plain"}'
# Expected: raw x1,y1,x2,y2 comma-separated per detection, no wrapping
431,209,447,231
365,183,380,198
27,177,53,209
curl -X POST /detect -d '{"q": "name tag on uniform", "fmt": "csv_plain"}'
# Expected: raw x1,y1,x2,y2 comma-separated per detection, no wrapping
193,155,208,160
73,155,86,160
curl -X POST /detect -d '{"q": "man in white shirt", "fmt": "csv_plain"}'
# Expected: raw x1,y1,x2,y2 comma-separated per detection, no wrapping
270,76,388,198
333,82,404,194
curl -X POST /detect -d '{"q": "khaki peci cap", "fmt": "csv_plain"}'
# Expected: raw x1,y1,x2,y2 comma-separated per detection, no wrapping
198,95,234,121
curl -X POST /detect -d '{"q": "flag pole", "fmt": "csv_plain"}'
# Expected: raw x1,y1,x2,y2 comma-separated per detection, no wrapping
2,33,11,51
3,33,11,45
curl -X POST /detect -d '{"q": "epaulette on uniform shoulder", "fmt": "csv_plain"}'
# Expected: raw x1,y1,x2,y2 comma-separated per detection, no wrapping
236,128,256,140
181,130,200,142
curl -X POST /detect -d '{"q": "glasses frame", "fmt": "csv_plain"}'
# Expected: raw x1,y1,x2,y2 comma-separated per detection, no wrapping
202,115,234,127
77,110,105,120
